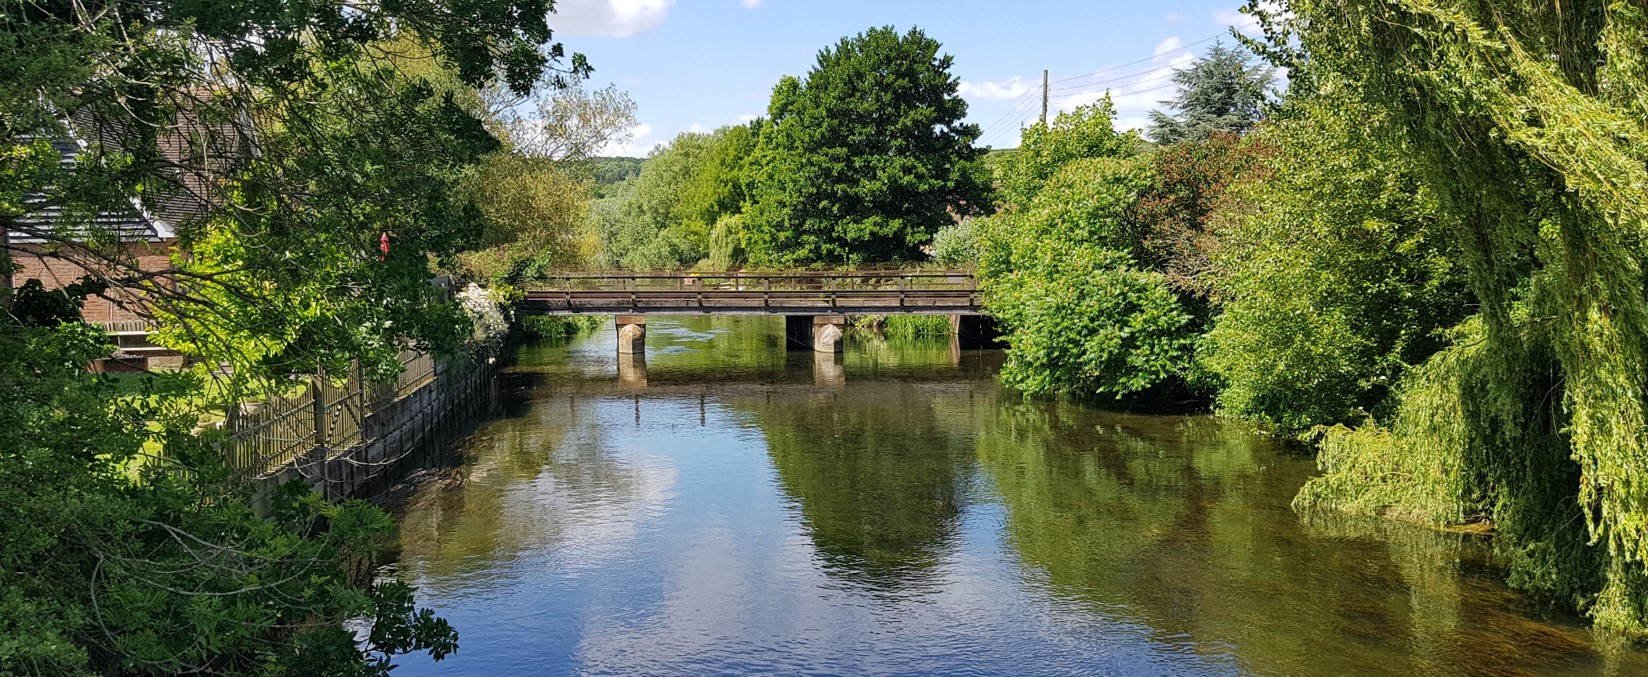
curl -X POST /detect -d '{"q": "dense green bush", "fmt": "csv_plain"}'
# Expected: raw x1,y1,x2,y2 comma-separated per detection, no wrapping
993,99,1142,209
929,219,977,268
1198,98,1470,434
979,155,1196,398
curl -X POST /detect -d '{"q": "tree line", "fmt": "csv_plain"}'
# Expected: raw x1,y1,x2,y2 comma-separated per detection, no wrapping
580,26,990,273
972,0,1648,641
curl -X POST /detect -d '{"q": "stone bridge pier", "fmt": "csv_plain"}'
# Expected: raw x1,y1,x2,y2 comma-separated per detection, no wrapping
785,315,845,353
616,315,646,354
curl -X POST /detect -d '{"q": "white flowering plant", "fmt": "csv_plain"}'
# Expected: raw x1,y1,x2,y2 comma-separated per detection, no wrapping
457,283,512,347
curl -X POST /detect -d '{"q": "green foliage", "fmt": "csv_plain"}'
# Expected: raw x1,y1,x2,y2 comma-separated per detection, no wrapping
707,214,747,271
1127,131,1272,301
979,156,1196,398
1198,98,1470,433
743,26,989,265
520,315,604,340
993,99,1142,208
457,154,592,283
2,0,591,669
929,218,977,269
847,315,954,338
154,65,494,379
588,126,755,270
0,314,457,675
583,157,646,197
1268,0,1648,635
1147,43,1277,145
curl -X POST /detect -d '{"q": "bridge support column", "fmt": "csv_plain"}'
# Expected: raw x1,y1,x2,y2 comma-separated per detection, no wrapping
812,315,845,353
784,315,846,353
616,315,646,354
951,314,1004,350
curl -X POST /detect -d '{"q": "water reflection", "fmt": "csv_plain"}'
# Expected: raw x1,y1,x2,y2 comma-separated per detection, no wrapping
385,316,1648,676
742,383,977,590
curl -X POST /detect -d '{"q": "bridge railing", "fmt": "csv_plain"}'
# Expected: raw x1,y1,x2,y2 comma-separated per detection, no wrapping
530,270,976,293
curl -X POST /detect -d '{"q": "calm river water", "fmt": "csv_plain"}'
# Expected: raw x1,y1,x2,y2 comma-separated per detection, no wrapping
385,316,1648,676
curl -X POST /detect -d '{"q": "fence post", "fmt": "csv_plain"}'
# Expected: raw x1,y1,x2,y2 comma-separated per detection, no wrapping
353,359,367,440
312,367,328,453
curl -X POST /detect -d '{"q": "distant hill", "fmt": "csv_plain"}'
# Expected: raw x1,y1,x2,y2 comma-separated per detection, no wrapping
585,156,645,197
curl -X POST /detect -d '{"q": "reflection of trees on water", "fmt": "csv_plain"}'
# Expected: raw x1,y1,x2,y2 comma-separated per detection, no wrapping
976,399,1636,675
749,383,981,591
394,394,661,586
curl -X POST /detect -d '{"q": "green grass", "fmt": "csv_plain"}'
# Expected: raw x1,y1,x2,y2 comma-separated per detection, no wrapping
848,314,954,338
522,315,606,339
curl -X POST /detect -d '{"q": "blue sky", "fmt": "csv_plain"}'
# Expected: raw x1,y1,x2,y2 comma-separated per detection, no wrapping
548,0,1266,155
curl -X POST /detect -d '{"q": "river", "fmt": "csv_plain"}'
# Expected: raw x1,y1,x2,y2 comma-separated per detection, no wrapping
383,316,1648,676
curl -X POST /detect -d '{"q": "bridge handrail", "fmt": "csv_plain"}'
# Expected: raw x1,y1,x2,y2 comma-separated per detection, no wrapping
529,270,976,292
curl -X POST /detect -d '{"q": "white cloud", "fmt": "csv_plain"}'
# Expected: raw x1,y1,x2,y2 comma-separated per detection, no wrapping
1164,12,1185,23
1154,36,1183,57
554,0,675,38
740,0,763,8
734,113,759,124
958,76,1034,101
1114,116,1149,133
604,122,665,157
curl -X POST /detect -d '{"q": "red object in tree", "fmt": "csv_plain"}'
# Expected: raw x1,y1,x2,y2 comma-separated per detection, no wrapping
380,232,390,260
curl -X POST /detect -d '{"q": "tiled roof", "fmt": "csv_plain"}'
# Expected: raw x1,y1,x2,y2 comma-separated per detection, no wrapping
7,137,173,245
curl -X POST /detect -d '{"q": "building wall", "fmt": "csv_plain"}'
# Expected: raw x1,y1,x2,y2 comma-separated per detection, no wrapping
7,241,175,325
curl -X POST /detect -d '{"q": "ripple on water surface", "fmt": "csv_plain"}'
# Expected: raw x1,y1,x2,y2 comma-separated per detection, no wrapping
384,316,1648,676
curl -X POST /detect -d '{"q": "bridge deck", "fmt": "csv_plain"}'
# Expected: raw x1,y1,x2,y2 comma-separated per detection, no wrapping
521,271,982,315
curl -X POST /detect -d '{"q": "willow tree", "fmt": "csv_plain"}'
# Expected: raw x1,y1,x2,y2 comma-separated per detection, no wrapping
1260,0,1648,634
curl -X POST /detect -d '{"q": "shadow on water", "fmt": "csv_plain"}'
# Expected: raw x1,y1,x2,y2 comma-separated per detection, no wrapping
379,315,1648,676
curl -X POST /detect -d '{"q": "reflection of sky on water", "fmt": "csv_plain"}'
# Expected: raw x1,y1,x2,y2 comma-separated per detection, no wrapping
386,317,1648,677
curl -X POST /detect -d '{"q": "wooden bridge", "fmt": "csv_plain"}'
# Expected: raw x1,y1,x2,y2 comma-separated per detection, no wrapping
520,270,981,316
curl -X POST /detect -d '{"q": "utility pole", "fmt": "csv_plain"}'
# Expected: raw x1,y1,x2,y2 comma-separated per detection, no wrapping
1041,69,1049,126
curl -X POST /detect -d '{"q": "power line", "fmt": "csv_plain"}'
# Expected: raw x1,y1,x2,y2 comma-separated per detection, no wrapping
975,93,1042,141
974,23,1258,147
1049,80,1181,106
976,88,1040,131
1047,22,1256,88
1048,65,1167,94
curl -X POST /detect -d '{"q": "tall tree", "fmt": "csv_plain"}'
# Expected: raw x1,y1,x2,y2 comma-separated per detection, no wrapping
1147,43,1277,145
744,26,989,265
1261,0,1648,637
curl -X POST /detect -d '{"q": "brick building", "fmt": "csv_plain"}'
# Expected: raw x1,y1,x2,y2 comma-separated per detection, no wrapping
4,138,188,369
